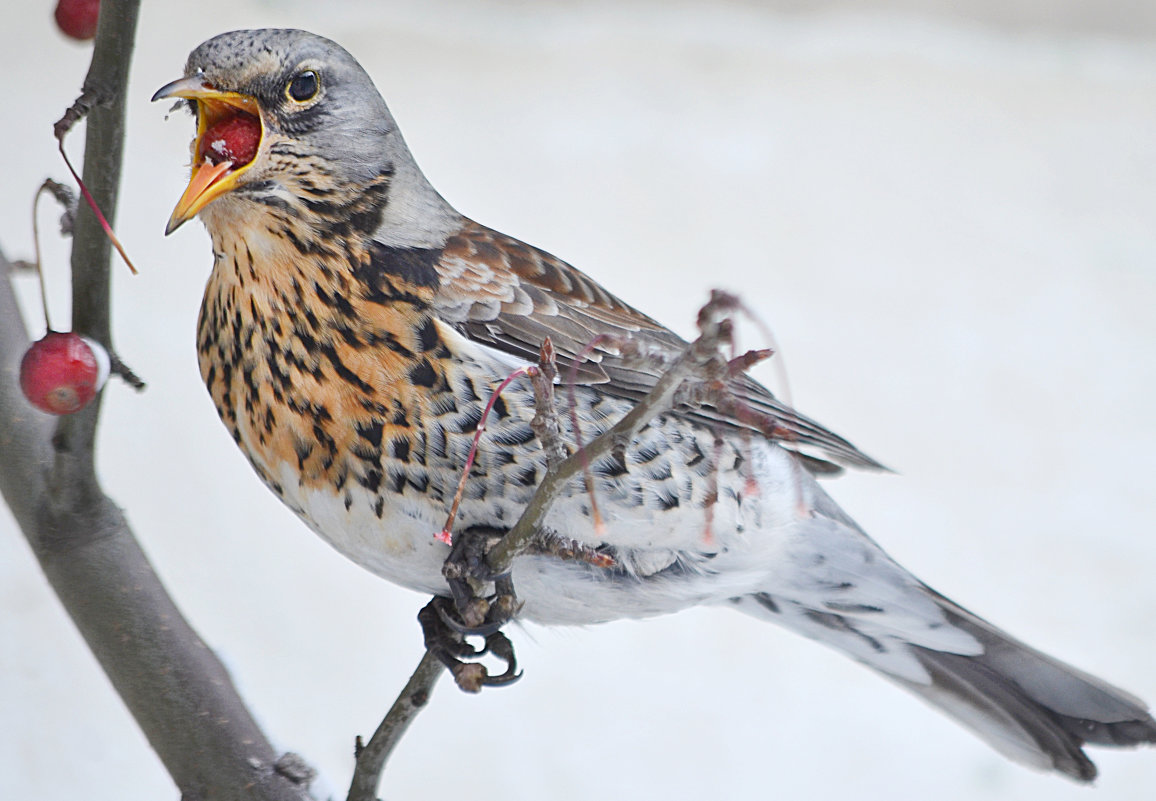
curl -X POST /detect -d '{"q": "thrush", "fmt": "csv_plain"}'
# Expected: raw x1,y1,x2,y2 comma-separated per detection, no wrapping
154,28,1155,781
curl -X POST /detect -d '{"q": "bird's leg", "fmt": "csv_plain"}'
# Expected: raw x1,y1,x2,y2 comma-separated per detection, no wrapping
440,525,523,635
433,526,614,692
418,598,521,693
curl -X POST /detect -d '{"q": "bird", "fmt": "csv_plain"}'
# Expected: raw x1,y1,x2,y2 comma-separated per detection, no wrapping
153,28,1154,782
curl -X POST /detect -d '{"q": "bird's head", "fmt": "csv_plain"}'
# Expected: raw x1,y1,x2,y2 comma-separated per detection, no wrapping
154,29,451,242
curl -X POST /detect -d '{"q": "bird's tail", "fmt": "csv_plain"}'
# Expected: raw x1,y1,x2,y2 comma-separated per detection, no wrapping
733,586,1156,781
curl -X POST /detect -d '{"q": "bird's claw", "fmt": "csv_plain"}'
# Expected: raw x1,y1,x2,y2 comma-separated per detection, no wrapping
441,526,523,635
450,632,521,691
419,598,522,693
427,526,525,691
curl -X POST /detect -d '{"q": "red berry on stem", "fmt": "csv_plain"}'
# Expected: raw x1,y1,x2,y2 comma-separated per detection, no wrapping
200,115,261,167
20,332,110,415
54,0,101,41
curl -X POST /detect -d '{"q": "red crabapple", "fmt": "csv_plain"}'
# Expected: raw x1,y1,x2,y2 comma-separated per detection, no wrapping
20,331,110,415
199,115,261,166
54,0,100,41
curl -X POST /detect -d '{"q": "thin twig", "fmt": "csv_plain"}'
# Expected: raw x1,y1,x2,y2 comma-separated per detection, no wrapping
438,365,535,545
346,651,446,801
529,338,568,468
0,245,21,278
530,531,616,568
109,350,147,390
53,84,110,141
486,290,740,574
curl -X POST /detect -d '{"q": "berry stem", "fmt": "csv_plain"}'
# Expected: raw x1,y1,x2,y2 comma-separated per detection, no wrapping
566,335,617,535
438,365,535,545
58,139,137,275
31,184,56,332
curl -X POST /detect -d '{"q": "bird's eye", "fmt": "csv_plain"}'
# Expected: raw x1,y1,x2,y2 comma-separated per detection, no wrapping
286,70,320,103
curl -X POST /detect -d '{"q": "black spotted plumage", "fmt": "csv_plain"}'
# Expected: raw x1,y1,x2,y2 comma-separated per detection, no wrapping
156,27,1156,784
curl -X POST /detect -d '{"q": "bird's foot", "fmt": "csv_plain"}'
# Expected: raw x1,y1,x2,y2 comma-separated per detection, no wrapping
440,525,523,635
418,597,521,693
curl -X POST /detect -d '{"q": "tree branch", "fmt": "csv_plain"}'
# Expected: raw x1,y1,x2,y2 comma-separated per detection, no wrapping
347,650,445,801
0,4,316,799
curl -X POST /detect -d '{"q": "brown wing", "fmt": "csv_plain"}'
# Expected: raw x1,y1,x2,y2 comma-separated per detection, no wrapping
431,220,885,472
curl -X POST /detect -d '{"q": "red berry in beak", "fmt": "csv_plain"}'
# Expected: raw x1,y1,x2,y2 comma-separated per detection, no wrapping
54,0,101,41
20,332,110,415
200,114,261,168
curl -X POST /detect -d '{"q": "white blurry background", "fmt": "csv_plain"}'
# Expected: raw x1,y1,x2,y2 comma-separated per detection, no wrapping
2,1,1154,799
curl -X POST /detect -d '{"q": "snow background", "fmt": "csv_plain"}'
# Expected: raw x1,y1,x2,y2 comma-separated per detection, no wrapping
2,1,1154,798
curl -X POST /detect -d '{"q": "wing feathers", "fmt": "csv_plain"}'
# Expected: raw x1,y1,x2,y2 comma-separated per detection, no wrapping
429,220,884,471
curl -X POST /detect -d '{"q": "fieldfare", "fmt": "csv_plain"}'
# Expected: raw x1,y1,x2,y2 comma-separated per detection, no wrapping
154,28,1155,781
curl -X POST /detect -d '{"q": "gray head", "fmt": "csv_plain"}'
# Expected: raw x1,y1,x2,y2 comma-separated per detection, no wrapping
155,29,459,245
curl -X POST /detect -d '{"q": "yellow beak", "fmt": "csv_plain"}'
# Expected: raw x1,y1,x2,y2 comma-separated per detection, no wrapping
152,76,263,234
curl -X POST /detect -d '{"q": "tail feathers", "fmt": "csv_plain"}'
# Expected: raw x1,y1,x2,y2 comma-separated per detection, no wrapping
735,591,1156,781
904,597,1156,781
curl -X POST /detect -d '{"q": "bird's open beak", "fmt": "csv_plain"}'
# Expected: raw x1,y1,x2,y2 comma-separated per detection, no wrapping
152,76,263,234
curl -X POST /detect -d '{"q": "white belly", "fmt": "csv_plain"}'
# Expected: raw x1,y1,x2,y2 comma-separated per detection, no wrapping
270,461,449,593
263,438,816,625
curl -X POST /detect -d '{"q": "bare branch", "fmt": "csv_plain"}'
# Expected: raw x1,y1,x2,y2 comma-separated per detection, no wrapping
347,651,445,801
0,3,316,798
